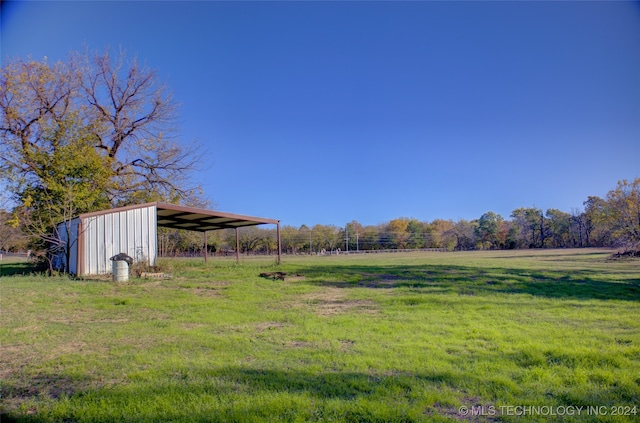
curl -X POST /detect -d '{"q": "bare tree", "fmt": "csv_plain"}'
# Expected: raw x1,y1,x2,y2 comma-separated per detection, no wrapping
1,49,203,209
79,48,202,205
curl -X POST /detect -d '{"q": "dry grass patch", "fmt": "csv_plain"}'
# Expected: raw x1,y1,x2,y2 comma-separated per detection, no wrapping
297,287,378,316
178,322,208,330
339,339,356,352
192,287,223,297
191,281,231,297
0,344,34,380
287,340,317,348
254,321,288,332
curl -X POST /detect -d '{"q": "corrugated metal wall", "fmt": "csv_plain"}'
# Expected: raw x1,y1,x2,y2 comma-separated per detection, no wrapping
81,205,157,275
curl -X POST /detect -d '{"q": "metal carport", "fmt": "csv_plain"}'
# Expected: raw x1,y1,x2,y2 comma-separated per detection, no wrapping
66,202,281,276
154,202,281,264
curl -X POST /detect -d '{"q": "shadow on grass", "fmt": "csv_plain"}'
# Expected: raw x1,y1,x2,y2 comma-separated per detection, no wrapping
5,365,636,422
0,372,96,423
293,263,640,302
207,366,463,399
0,261,35,277
0,367,468,423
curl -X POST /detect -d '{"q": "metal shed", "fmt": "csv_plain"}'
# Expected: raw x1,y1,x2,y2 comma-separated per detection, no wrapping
57,202,281,276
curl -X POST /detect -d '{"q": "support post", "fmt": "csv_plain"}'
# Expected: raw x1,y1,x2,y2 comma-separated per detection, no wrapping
235,227,240,263
277,222,282,265
204,231,208,263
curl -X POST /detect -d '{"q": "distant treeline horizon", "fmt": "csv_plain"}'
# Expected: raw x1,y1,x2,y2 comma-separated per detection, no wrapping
156,179,639,256
1,179,638,256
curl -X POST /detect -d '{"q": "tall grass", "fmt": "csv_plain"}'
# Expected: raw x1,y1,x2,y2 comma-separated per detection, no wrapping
1,249,639,422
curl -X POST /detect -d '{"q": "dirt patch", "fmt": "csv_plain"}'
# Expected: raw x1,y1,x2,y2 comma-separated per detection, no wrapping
297,288,377,316
0,344,34,380
254,321,287,332
182,281,229,297
201,280,231,286
192,287,223,297
287,340,316,348
180,323,207,330
340,339,356,352
0,371,105,416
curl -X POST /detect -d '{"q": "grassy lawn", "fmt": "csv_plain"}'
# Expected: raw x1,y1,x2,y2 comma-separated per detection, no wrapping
1,249,639,422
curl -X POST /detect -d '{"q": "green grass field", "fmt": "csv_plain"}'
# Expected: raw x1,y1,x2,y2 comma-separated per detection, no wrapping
1,249,639,422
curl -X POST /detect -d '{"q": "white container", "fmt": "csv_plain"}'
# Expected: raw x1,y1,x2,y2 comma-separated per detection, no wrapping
112,260,129,282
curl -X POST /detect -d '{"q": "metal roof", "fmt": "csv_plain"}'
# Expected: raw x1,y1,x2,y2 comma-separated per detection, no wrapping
154,203,279,232
79,202,279,232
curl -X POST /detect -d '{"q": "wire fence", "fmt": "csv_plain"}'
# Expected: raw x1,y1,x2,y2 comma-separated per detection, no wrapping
159,247,448,259
321,248,448,255
0,251,31,260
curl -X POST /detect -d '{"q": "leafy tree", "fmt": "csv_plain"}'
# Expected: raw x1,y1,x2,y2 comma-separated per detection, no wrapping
236,226,272,254
606,178,640,251
157,228,208,256
446,219,477,251
497,219,511,249
406,219,426,249
583,196,611,247
260,228,278,255
385,218,410,249
299,224,313,254
510,207,545,248
7,114,112,272
475,211,503,249
345,220,364,251
0,209,26,252
280,225,302,254
545,208,573,248
570,208,586,248
428,219,454,249
312,224,341,253
359,225,381,251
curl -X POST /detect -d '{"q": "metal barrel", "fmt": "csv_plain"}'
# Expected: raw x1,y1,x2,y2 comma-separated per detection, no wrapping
112,260,129,282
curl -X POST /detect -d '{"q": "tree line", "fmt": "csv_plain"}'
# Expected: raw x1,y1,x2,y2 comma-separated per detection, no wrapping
155,178,640,256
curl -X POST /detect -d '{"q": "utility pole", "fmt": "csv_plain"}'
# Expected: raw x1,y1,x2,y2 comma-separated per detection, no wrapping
356,232,359,252
345,224,349,252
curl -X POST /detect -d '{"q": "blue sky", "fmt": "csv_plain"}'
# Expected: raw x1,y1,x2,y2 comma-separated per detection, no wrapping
2,1,639,227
